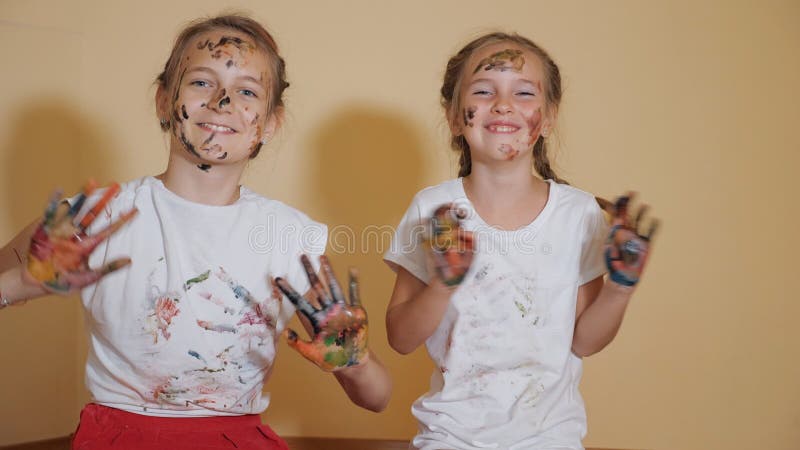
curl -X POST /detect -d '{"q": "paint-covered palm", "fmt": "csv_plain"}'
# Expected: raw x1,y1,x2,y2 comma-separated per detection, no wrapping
425,204,474,286
275,255,368,372
26,181,138,294
602,195,658,287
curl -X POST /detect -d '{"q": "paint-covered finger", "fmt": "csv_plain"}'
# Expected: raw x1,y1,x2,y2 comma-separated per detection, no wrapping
42,189,64,226
283,328,328,370
634,204,649,233
275,277,319,327
79,182,121,231
613,195,630,222
300,254,333,307
81,208,138,252
68,180,98,219
348,267,361,307
644,219,660,242
320,255,345,305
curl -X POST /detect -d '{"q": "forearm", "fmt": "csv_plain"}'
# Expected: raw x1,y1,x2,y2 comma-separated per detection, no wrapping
572,281,634,357
0,265,47,305
386,280,453,354
333,350,392,412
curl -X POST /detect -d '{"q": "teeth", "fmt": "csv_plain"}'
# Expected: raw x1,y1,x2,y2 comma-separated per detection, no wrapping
490,125,518,133
201,123,235,133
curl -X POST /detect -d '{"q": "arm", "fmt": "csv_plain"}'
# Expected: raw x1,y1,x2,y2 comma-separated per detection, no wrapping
385,267,453,354
572,194,657,357
386,203,474,354
333,350,392,412
0,221,48,305
571,276,633,357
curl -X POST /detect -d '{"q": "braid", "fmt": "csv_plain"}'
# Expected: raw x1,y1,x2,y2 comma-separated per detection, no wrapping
532,138,568,184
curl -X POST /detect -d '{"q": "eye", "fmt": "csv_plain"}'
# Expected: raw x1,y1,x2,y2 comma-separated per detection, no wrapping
239,89,258,98
189,80,211,88
516,91,536,97
472,89,493,96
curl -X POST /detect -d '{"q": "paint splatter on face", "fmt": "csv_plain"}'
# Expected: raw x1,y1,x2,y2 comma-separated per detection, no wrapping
164,30,272,171
196,36,256,64
473,49,525,74
463,106,477,128
497,144,520,160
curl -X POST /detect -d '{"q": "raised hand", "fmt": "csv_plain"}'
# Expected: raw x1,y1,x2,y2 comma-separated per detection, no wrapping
274,255,368,371
26,181,138,294
425,204,474,286
603,194,658,287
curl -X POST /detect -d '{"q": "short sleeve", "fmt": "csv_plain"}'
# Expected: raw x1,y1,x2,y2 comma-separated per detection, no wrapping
578,199,610,285
276,212,328,330
384,194,431,284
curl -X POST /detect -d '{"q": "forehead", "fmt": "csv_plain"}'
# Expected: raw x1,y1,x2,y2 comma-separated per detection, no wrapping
465,42,545,82
182,29,269,69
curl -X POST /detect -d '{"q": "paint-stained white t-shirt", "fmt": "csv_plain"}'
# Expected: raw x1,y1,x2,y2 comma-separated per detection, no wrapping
81,176,326,417
385,179,608,450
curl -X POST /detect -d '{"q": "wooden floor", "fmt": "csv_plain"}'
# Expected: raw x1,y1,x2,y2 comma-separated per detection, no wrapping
0,435,622,449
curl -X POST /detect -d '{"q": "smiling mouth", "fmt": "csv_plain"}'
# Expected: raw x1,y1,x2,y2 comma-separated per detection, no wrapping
486,124,519,133
198,123,236,133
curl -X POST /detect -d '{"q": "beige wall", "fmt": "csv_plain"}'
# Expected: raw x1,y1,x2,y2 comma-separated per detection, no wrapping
1,0,798,448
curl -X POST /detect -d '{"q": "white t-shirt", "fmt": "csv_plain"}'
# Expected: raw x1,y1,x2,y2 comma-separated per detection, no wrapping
384,179,608,450
80,176,327,417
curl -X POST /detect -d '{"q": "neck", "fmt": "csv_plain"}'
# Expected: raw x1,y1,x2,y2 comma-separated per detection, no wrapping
157,150,247,206
464,157,545,204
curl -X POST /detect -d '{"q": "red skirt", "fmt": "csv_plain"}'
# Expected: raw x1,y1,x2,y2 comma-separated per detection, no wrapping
71,403,289,450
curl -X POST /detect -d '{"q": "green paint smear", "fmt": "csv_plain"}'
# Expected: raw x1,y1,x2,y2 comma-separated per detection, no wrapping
514,300,527,317
324,335,337,346
184,270,211,290
324,350,349,367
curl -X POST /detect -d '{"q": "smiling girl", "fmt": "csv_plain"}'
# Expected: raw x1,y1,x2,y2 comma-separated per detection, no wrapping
385,33,656,449
0,14,390,450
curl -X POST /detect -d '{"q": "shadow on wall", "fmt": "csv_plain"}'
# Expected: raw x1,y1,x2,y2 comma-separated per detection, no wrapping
0,98,115,445
267,105,434,439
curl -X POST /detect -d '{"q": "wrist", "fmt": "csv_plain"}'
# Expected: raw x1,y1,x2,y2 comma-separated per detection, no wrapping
0,265,45,306
605,278,636,298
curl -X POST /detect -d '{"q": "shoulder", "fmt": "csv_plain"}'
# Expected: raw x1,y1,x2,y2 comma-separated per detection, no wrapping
551,181,600,214
238,186,324,228
408,179,464,213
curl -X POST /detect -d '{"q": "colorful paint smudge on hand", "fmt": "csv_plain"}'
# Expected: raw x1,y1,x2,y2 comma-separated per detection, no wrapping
425,204,475,286
275,255,368,372
602,194,658,287
25,180,137,294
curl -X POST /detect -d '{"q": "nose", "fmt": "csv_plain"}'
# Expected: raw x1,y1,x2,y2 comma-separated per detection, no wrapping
207,88,232,113
492,96,512,114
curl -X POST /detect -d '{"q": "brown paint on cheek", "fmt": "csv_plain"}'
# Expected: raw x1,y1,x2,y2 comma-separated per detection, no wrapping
474,49,525,74
181,105,189,120
462,107,477,128
526,109,544,146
